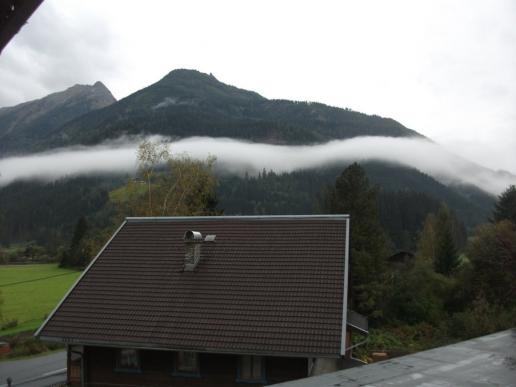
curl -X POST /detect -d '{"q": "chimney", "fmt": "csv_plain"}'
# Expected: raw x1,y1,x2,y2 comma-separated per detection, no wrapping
184,230,202,271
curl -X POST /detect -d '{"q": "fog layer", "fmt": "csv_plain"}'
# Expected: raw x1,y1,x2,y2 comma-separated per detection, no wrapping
0,136,513,195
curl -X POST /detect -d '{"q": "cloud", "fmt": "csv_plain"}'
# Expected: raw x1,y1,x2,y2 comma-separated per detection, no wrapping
0,1,117,106
0,143,137,185
0,136,514,195
152,97,197,110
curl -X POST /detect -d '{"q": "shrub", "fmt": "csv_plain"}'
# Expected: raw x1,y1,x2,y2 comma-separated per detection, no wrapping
1,319,18,330
353,323,451,362
8,336,48,357
448,295,516,340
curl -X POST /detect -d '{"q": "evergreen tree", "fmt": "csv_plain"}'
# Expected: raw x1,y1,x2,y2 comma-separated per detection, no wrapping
70,217,88,254
417,213,438,262
418,205,460,275
321,163,390,318
434,224,458,275
60,216,90,268
493,185,516,224
434,206,460,275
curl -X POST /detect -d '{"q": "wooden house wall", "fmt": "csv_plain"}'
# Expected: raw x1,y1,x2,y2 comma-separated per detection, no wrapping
73,346,308,387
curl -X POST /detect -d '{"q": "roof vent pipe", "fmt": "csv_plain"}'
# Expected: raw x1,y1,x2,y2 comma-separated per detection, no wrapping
184,231,202,271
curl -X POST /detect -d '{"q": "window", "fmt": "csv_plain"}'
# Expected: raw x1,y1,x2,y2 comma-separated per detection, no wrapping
238,355,265,383
115,348,141,372
175,351,200,375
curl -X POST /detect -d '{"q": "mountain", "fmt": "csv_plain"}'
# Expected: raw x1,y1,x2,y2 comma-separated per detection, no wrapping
0,82,116,155
0,69,499,252
19,69,421,152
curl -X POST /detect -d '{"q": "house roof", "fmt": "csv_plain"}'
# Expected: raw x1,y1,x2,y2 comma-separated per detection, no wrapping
36,215,350,358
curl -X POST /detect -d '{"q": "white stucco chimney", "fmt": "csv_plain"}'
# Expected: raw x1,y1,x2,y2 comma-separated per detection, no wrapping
184,230,202,271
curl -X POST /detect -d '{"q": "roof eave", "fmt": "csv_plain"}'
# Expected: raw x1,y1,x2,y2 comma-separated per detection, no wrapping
38,336,343,359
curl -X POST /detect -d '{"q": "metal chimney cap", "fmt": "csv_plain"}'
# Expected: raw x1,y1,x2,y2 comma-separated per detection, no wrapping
204,235,216,242
184,230,203,242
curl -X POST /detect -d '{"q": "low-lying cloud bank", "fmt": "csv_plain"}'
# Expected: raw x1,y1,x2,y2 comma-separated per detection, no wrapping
0,136,514,195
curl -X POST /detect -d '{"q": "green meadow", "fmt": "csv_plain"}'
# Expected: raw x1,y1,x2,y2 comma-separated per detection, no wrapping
0,264,81,336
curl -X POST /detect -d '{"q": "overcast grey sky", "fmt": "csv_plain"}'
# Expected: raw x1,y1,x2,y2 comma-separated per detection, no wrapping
0,0,515,174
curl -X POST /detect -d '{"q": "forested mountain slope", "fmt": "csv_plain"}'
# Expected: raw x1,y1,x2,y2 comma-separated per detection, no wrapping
219,163,493,248
0,163,494,252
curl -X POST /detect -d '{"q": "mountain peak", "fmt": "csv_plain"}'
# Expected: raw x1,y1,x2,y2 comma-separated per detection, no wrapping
162,68,220,83
0,82,116,154
153,68,264,102
63,81,115,102
165,68,215,78
92,81,111,93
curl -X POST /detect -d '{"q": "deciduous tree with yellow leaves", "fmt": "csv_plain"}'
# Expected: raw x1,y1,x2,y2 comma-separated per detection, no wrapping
112,139,219,218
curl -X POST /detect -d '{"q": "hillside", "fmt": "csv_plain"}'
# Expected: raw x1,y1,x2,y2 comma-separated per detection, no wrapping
0,175,121,245
0,82,116,155
0,163,494,252
219,163,493,249
20,69,422,152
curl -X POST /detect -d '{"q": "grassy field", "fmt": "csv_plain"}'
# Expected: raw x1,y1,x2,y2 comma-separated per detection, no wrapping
0,264,81,336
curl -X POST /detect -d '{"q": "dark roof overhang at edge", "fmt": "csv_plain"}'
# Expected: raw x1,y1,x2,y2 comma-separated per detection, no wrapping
0,0,43,55
346,309,368,335
36,215,351,358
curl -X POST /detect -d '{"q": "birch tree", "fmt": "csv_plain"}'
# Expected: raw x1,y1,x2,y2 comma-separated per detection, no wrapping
113,140,218,218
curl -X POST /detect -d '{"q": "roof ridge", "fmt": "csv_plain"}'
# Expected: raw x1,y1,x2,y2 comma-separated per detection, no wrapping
126,214,349,222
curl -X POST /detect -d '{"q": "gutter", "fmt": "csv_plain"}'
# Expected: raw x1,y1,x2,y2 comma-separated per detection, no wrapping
37,336,343,360
340,217,350,356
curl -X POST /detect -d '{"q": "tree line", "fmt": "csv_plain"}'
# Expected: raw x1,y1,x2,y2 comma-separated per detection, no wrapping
322,163,516,345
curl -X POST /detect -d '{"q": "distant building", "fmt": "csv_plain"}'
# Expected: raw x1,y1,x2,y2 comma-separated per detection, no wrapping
36,215,366,387
387,251,415,264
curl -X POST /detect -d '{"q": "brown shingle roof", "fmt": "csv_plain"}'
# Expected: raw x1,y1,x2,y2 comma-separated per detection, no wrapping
37,215,349,357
